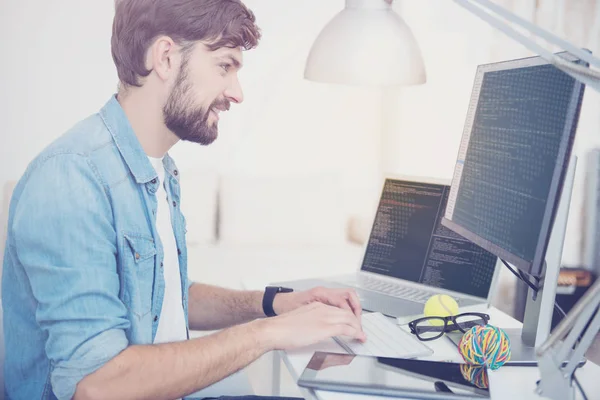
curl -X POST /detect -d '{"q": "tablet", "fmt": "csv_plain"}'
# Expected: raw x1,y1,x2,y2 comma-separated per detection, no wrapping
298,352,490,399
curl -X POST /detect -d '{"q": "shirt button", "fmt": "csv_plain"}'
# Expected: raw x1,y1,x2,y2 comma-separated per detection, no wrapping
177,248,182,255
153,315,158,322
135,253,140,260
151,178,157,184
174,170,178,176
172,201,177,207
160,262,164,268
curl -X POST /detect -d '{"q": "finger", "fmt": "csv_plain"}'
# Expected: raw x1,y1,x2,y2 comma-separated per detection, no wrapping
320,307,366,342
327,308,363,337
318,289,359,314
345,290,363,322
338,295,363,332
313,288,360,317
325,295,353,313
332,323,367,342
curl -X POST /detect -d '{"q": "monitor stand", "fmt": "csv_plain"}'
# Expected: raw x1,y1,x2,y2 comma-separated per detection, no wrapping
447,156,577,366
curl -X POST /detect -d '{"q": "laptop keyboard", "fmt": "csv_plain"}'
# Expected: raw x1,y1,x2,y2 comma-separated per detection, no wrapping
334,312,432,359
358,275,436,304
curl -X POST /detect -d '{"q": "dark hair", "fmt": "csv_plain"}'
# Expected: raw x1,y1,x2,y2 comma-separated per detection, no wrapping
111,0,261,87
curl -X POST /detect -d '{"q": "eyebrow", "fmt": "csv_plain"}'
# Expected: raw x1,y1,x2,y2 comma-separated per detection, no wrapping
218,55,242,69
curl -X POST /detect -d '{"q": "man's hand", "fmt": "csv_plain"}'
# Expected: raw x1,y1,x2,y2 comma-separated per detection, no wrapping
273,286,363,324
260,302,367,351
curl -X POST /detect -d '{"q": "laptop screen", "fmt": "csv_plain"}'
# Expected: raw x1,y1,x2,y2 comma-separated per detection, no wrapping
360,179,497,298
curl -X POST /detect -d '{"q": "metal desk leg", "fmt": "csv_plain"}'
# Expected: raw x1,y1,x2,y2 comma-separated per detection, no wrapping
272,350,281,396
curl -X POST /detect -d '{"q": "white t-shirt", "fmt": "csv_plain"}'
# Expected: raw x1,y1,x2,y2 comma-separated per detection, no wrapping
148,157,187,345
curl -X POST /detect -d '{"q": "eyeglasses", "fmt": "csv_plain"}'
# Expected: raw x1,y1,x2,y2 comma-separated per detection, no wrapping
408,312,490,341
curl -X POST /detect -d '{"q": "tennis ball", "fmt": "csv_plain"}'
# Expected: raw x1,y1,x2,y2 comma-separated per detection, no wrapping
423,294,459,326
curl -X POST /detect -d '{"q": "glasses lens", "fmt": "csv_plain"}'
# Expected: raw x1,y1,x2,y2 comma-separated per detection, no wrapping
414,318,445,340
454,314,487,331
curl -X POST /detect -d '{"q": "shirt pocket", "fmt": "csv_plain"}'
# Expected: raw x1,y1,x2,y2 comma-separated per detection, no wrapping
122,233,156,319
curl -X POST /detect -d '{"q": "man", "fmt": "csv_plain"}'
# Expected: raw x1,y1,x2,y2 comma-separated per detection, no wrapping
1,1,366,399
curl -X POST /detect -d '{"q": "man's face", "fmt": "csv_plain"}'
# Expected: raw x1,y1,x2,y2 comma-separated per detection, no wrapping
163,44,244,145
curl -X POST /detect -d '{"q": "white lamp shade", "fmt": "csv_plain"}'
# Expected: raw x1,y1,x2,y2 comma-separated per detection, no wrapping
304,0,426,86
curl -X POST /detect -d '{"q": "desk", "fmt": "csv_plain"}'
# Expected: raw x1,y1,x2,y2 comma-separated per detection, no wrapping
273,307,600,400
242,280,600,399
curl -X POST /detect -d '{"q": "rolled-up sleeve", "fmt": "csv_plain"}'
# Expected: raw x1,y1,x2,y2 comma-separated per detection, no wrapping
12,154,130,400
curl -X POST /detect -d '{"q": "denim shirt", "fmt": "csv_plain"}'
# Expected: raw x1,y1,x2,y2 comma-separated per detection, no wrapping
2,96,189,400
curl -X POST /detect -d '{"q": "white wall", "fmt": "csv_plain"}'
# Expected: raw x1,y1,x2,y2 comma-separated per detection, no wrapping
0,1,384,229
381,0,498,179
0,0,118,187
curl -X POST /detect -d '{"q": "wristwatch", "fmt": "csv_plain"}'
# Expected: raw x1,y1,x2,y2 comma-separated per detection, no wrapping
262,286,294,317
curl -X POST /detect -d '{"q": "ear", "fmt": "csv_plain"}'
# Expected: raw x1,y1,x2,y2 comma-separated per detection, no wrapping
146,36,180,82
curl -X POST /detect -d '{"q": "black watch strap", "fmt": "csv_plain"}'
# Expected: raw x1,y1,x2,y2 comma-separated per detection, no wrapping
262,286,293,317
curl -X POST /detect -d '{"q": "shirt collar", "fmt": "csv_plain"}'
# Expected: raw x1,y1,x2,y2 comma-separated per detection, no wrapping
99,95,180,184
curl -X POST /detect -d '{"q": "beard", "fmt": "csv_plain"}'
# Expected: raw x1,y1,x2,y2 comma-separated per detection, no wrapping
163,64,230,146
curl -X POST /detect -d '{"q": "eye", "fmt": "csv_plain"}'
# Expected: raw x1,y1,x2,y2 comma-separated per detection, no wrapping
219,63,231,73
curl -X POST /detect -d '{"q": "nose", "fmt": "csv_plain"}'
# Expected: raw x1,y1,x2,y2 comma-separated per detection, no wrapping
224,74,244,104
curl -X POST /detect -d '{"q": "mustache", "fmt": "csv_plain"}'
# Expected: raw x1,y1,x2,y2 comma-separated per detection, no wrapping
211,98,231,112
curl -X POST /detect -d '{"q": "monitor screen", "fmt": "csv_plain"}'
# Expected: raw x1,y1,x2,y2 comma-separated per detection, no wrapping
360,179,497,298
442,54,586,276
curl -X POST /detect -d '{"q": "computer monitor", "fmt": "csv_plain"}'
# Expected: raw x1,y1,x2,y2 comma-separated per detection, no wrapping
441,53,586,362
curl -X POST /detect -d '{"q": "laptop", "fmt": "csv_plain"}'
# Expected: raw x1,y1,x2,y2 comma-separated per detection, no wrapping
273,176,501,320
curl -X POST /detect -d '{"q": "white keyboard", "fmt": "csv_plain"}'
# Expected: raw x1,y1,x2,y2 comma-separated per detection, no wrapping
358,275,435,304
334,312,433,359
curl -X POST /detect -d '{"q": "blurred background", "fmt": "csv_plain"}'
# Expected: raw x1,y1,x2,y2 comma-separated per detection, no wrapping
2,0,599,264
